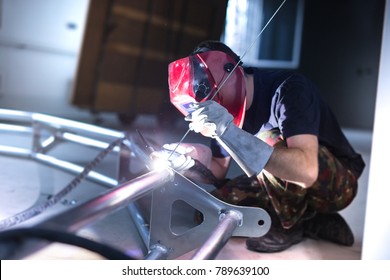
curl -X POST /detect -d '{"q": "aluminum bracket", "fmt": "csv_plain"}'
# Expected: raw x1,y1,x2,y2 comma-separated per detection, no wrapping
149,174,271,259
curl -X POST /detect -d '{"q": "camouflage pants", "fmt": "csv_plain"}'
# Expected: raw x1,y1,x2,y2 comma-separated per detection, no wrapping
213,129,358,229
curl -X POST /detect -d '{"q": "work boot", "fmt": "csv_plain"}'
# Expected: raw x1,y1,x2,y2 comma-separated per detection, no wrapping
303,213,354,246
246,223,304,253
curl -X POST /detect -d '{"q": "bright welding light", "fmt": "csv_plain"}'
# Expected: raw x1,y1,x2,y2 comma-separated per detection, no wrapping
150,153,172,172
149,144,195,172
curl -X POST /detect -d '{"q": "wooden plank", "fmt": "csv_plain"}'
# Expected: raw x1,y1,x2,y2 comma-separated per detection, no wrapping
94,82,164,114
71,0,228,114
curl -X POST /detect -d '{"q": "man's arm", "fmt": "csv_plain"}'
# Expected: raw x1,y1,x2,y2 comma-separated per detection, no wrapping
186,144,231,182
210,156,231,180
185,101,320,188
262,134,319,188
208,134,319,188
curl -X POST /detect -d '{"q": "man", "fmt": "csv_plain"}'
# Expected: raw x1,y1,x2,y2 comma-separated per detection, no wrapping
163,40,365,253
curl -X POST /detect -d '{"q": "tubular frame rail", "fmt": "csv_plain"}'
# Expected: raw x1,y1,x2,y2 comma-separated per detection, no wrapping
0,108,271,260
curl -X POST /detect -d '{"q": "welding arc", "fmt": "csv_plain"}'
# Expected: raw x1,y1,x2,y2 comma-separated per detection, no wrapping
168,0,288,157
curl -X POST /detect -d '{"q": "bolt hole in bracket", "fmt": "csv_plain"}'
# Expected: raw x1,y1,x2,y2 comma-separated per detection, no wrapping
149,174,271,260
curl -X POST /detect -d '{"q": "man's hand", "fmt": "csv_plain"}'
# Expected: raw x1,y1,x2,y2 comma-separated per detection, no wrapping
150,144,195,171
185,100,234,138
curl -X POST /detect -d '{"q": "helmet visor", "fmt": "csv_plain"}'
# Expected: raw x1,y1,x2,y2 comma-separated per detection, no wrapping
168,50,246,127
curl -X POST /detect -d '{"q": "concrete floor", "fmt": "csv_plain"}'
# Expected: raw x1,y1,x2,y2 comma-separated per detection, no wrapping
0,113,372,260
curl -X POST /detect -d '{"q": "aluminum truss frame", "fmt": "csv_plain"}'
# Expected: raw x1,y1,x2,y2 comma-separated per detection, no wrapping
0,109,271,260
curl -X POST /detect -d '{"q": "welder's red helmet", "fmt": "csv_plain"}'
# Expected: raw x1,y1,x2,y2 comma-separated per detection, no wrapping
168,44,246,128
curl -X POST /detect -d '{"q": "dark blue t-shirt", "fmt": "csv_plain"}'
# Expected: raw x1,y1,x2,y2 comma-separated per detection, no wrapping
211,68,365,177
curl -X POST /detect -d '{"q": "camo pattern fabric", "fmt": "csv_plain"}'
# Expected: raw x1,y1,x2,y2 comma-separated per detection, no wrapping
213,128,358,229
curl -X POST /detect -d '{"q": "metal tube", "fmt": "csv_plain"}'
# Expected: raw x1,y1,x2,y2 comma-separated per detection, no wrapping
0,108,32,122
32,113,124,139
0,123,32,134
127,203,150,246
0,108,124,140
32,152,118,187
0,109,128,187
0,145,30,158
1,109,171,259
0,149,118,187
144,244,169,260
39,169,173,232
192,210,242,260
61,132,121,152
4,169,173,259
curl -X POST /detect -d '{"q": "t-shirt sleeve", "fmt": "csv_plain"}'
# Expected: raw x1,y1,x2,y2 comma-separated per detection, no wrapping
276,74,320,139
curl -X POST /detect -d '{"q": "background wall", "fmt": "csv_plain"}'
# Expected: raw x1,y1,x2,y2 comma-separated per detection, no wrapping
0,0,90,119
0,0,385,130
362,0,390,260
298,0,385,130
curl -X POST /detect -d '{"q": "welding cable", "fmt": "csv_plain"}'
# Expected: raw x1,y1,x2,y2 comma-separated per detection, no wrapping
0,227,137,260
0,137,125,231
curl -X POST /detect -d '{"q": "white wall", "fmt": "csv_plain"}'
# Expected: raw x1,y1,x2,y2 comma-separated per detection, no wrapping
0,0,89,118
362,0,390,260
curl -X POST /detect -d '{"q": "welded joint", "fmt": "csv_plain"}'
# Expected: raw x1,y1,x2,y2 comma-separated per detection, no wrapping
219,209,243,227
145,243,171,260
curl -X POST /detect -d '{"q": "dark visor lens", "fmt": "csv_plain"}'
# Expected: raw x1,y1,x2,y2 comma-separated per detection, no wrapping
191,56,215,102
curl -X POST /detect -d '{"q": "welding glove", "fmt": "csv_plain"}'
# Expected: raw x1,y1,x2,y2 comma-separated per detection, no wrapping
185,101,233,138
151,144,195,172
185,100,274,177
